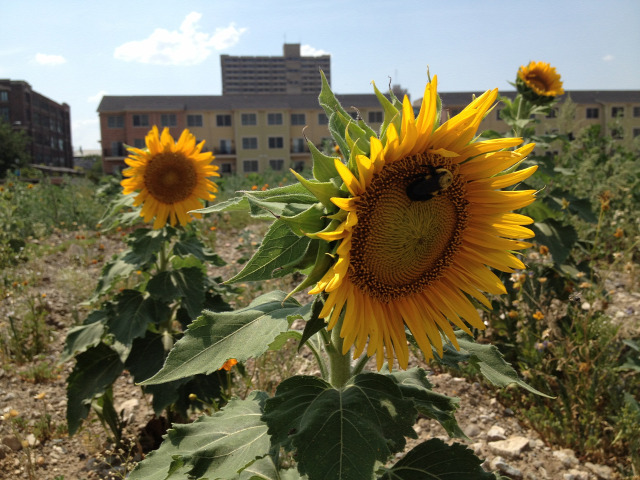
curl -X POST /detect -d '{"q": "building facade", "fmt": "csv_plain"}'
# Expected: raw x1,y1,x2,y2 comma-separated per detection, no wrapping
220,43,331,95
98,94,385,174
434,90,640,150
0,79,73,168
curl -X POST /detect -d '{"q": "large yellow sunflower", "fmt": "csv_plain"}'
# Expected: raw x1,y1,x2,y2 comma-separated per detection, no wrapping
121,126,219,229
309,77,537,370
518,61,564,97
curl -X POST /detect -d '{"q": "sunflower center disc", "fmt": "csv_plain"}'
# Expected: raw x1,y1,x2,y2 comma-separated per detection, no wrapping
144,152,198,204
349,155,468,302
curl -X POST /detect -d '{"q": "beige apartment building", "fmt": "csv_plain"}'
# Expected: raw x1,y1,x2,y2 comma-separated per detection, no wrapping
436,90,640,150
97,93,385,174
98,89,640,175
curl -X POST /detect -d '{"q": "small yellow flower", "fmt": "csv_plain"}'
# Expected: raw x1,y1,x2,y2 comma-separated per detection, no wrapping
508,310,519,319
579,281,592,289
27,184,34,189
251,185,258,191
532,311,544,320
188,393,197,401
41,293,47,298
261,184,269,191
34,392,46,400
613,227,624,238
9,409,19,417
539,245,549,255
598,191,611,211
561,198,570,210
538,277,548,283
209,226,217,231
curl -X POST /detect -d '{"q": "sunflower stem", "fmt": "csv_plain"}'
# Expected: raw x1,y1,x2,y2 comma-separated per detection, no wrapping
326,323,351,388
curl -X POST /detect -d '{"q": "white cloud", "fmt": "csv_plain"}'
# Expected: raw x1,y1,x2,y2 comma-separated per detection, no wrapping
602,54,614,61
87,90,107,103
35,53,66,66
113,12,247,66
301,44,329,56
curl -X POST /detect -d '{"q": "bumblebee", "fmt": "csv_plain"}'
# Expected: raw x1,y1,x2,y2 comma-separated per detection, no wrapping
406,166,453,201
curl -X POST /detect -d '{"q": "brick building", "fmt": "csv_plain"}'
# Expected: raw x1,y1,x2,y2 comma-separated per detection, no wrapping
0,79,73,168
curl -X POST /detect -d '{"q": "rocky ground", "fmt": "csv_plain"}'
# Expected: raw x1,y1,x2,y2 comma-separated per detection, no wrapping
0,225,637,480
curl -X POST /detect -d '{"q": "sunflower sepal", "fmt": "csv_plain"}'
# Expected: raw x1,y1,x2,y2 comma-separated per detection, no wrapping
290,168,343,210
285,241,334,301
309,140,341,181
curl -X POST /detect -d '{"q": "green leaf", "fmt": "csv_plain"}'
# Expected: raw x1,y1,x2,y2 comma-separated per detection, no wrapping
124,331,166,383
93,255,137,298
386,367,465,439
530,219,578,265
142,291,303,385
128,392,271,480
196,194,249,215
297,296,327,350
60,310,107,363
147,267,205,319
109,290,169,346
173,233,226,266
66,343,124,435
122,227,173,266
226,220,311,283
263,373,417,480
378,439,496,480
440,333,551,397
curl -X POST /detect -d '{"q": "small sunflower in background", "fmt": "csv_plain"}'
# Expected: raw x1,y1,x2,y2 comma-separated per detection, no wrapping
517,61,564,102
121,126,219,229
310,76,537,370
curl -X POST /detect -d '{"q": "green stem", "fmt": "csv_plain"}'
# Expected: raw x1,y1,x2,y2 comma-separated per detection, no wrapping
351,353,370,376
326,321,351,388
306,335,329,380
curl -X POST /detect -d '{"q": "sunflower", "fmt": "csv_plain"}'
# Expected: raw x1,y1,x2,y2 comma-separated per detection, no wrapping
517,61,564,98
309,76,537,370
121,126,219,229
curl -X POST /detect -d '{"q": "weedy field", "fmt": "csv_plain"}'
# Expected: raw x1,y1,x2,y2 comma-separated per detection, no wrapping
0,122,639,480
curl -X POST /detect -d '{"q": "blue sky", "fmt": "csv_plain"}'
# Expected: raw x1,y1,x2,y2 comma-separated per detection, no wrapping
2,0,639,151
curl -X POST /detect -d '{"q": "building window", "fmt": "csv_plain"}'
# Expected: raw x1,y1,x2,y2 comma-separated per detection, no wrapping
219,139,232,154
132,114,149,127
216,114,231,126
496,109,502,120
292,138,306,153
293,160,306,172
0,91,8,102
611,126,624,139
241,113,257,126
611,107,624,118
269,159,284,171
318,113,328,125
243,160,259,172
368,111,383,123
134,138,145,148
110,141,124,156
220,163,233,173
633,107,640,118
291,113,306,125
586,108,599,119
160,114,177,127
0,107,8,122
108,115,124,128
242,137,258,149
546,108,557,118
268,113,283,125
268,137,284,149
633,128,640,138
187,114,203,127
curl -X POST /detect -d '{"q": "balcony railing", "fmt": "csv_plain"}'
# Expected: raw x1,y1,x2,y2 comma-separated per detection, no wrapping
213,147,236,155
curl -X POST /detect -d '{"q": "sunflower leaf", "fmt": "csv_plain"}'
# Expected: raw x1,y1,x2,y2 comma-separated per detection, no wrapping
377,439,496,480
108,290,171,346
141,291,303,385
263,373,417,480
530,219,578,265
60,309,108,363
66,343,124,435
386,367,466,439
172,233,226,266
146,267,205,319
441,333,551,398
226,219,312,283
127,392,271,480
